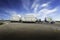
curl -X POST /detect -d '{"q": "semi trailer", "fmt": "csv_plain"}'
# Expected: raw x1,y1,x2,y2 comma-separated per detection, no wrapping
10,14,55,24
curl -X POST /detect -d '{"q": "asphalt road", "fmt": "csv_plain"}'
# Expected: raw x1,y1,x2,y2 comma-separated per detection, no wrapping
0,22,60,40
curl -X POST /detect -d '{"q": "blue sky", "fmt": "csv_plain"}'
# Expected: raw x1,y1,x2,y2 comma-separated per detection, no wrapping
0,0,60,21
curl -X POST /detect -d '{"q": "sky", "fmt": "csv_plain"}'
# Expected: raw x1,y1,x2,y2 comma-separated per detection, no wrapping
0,0,60,21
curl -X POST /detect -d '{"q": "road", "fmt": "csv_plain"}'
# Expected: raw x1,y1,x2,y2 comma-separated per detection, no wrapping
0,22,60,40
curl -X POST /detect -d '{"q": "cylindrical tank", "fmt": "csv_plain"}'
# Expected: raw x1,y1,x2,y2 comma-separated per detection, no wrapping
10,14,21,22
21,14,37,22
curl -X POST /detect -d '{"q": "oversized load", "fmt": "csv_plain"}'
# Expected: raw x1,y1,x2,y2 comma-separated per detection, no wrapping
21,14,37,22
10,14,21,22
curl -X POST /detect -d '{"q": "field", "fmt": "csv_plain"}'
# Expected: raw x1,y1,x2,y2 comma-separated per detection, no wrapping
0,22,60,39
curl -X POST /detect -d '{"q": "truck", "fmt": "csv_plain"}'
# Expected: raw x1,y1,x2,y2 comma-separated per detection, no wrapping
44,17,55,24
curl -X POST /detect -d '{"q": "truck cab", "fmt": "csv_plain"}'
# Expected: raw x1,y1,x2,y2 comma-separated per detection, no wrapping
44,17,55,24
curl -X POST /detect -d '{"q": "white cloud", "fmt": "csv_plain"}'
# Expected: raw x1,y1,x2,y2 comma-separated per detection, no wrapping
39,8,57,15
25,7,57,20
22,0,30,11
5,10,17,15
31,0,40,13
34,4,39,13
36,7,57,20
31,2,36,9
54,19,60,21
31,0,40,9
41,3,48,7
40,2,50,8
31,0,51,16
26,13,40,17
23,5,29,10
17,14,21,17
26,13,36,17
5,0,58,21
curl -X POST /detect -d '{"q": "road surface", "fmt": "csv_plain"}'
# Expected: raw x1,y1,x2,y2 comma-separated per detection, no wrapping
0,22,60,40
